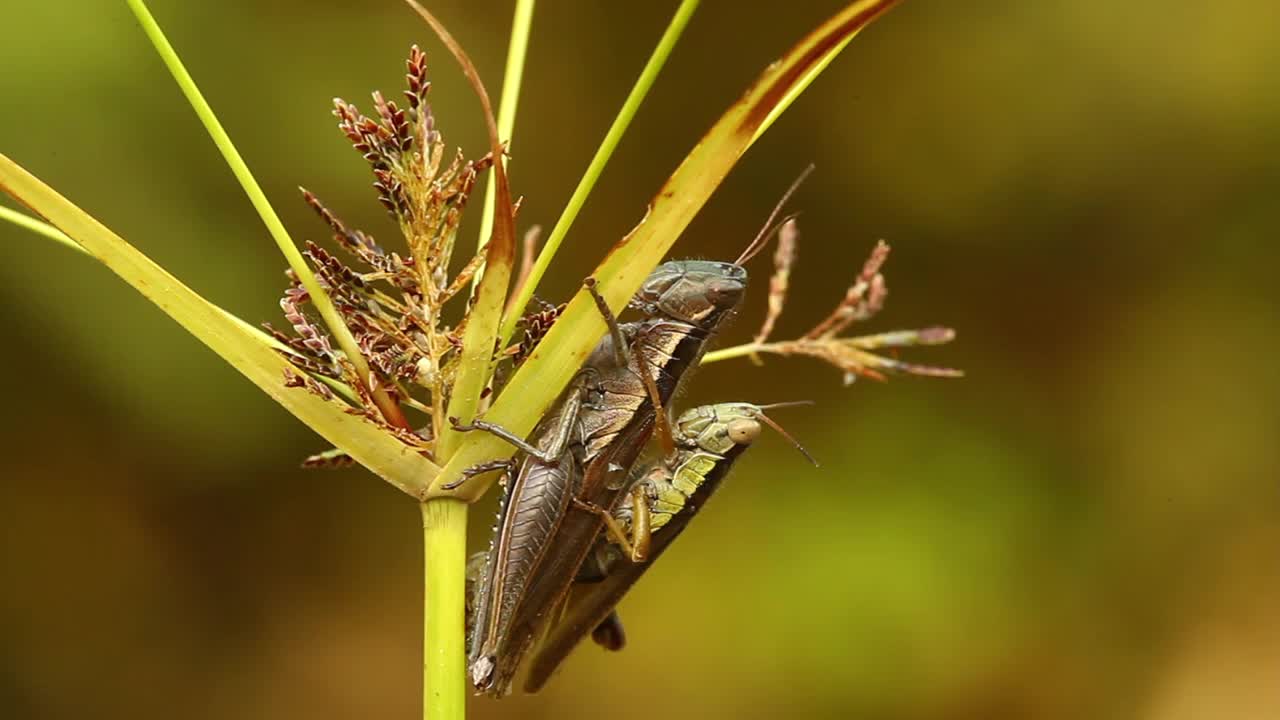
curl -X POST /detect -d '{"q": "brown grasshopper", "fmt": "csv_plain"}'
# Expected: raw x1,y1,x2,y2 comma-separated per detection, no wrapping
456,173,810,696
455,260,749,695
522,401,814,692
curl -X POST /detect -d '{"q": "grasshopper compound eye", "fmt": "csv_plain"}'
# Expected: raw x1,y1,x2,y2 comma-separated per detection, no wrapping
726,418,762,445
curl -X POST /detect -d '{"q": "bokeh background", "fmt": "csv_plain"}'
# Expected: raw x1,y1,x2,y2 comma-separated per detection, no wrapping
2,1,1277,718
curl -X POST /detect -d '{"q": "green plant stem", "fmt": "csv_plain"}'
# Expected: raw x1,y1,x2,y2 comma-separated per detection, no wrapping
124,0,407,429
0,203,83,253
472,0,535,288
701,342,767,364
421,499,467,720
496,0,699,347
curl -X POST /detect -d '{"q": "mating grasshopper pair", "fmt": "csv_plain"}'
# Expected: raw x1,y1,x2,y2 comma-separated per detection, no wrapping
453,200,813,694
453,261,745,694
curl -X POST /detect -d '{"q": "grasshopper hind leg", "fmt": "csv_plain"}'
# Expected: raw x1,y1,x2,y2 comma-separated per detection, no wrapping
571,483,652,563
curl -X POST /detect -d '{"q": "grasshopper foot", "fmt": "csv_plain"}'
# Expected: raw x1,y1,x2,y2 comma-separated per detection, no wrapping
449,415,479,433
442,459,515,490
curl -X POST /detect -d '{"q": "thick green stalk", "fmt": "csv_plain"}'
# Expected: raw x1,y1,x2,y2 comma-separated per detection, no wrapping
497,0,699,346
421,499,468,720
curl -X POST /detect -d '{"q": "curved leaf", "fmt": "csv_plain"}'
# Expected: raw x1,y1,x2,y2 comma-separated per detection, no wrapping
0,154,438,496
433,0,903,497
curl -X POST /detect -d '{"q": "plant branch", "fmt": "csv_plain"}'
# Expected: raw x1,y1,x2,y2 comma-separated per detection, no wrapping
701,331,963,381
701,342,770,364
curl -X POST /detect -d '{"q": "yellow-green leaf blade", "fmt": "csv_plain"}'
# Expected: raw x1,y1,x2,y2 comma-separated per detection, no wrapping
0,154,438,496
432,0,902,497
438,209,514,459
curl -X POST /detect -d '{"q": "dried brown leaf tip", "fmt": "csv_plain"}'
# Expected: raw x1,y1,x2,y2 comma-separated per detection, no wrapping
715,226,962,384
272,46,510,465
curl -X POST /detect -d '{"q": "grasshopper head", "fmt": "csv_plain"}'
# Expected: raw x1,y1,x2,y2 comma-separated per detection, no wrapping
675,402,818,464
674,403,764,455
633,260,747,328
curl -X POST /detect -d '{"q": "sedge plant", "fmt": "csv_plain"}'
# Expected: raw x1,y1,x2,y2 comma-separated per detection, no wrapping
0,1,960,717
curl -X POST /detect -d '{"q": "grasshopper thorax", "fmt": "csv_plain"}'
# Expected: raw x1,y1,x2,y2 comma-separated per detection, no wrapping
631,260,748,327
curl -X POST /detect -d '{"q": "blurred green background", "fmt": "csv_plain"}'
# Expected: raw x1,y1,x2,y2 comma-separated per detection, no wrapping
2,1,1277,719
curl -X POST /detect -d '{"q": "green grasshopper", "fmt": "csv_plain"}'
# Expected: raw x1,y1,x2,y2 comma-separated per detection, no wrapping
523,401,815,692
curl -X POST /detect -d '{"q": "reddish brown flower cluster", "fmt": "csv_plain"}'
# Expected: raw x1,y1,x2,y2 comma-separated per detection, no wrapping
271,46,547,468
265,46,504,462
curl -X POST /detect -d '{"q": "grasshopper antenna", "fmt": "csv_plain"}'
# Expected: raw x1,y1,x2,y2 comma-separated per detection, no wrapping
734,163,816,266
753,406,819,467
756,400,815,411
